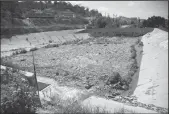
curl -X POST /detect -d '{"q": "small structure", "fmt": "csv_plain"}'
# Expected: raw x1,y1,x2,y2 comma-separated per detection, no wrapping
26,10,54,19
57,10,76,18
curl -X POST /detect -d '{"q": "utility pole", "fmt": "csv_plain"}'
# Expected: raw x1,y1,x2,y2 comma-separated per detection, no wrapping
26,38,41,107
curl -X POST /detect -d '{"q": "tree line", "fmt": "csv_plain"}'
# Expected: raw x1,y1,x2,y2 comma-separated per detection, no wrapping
142,16,168,30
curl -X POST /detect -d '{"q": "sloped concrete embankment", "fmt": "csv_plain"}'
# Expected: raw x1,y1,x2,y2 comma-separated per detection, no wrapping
1,29,88,57
133,28,168,108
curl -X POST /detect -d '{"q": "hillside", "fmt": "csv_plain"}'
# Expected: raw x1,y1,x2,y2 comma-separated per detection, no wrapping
1,1,148,39
1,1,102,38
1,1,167,39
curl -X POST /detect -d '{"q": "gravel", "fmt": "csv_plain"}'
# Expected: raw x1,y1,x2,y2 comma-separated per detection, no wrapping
109,95,168,113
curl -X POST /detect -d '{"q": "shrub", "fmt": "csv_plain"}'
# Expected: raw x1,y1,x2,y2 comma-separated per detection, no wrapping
49,40,53,43
131,51,136,59
1,68,40,113
135,39,140,44
30,47,38,51
19,49,27,54
106,72,122,85
130,65,138,73
130,45,136,59
121,76,132,87
12,51,19,55
44,44,59,48
41,95,111,114
127,58,138,79
61,39,82,45
130,45,135,50
128,70,135,77
1,59,21,70
77,40,90,45
139,41,144,46
56,68,69,76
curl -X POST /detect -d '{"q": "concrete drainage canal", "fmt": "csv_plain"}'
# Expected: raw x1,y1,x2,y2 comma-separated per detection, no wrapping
1,65,167,113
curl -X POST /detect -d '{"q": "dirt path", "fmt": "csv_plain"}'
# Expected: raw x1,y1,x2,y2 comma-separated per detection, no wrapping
133,28,168,108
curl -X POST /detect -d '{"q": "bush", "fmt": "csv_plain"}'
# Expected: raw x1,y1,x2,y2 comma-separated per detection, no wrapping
19,49,27,54
86,25,93,29
30,47,38,51
41,95,112,114
121,76,132,87
130,64,138,73
131,51,136,59
1,68,40,113
130,45,136,59
55,68,69,76
49,40,53,43
128,70,135,77
139,41,144,46
135,39,140,44
44,44,59,48
106,72,122,85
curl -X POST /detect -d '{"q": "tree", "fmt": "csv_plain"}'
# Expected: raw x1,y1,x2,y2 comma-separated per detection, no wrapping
142,16,166,28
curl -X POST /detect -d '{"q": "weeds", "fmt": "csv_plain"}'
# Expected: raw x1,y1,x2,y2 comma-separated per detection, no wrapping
131,51,136,59
20,49,27,54
49,40,53,43
30,47,38,51
12,48,27,55
41,94,136,114
130,45,136,59
139,41,144,46
77,27,154,38
128,43,139,78
44,44,59,48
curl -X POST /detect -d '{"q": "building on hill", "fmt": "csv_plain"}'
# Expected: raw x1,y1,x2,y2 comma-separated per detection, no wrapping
26,11,54,19
57,10,76,18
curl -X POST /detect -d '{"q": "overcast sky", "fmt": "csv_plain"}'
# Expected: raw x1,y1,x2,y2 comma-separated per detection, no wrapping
66,1,168,19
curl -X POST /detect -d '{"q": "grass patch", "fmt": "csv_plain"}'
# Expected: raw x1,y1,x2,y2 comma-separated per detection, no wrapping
77,27,154,37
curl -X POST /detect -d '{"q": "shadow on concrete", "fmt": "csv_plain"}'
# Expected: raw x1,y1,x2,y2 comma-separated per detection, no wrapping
38,82,50,91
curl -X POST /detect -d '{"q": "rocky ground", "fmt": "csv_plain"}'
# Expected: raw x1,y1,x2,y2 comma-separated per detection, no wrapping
2,36,139,98
1,28,168,113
